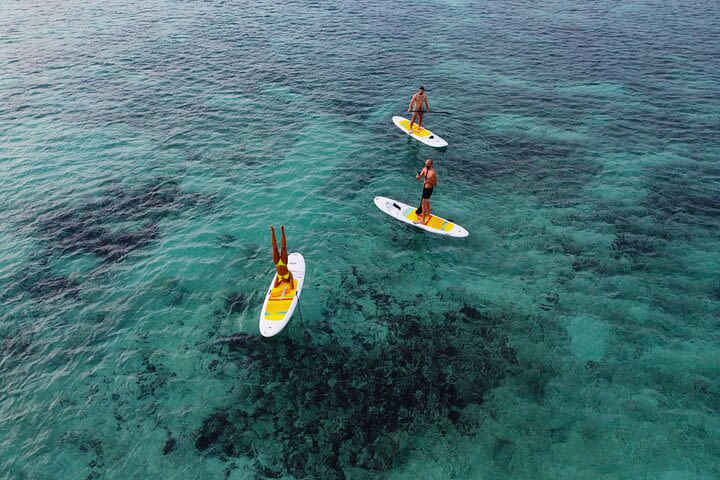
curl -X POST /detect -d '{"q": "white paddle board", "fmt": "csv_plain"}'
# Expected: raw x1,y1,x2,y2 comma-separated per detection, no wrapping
392,116,448,148
259,252,305,337
374,196,468,237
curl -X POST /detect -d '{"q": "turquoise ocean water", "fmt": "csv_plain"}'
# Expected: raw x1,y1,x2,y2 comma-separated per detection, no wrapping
1,0,719,478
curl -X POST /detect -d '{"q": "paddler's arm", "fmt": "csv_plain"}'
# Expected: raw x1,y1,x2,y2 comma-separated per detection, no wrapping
416,168,427,180
407,95,415,112
424,96,429,112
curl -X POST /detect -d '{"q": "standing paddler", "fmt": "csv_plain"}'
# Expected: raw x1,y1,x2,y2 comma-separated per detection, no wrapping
415,159,437,225
407,86,430,132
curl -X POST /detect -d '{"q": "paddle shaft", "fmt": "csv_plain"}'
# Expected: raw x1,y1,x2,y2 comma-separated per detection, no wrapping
407,110,452,115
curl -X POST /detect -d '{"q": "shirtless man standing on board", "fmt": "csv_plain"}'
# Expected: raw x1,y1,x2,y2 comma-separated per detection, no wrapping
415,159,437,225
407,86,430,132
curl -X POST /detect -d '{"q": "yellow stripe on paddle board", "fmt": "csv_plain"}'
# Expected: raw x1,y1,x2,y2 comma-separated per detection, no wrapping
264,279,297,321
398,118,432,138
403,207,454,232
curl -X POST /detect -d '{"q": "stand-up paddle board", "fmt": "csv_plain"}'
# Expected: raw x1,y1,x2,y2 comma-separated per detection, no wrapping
259,252,305,337
392,116,448,148
374,196,468,237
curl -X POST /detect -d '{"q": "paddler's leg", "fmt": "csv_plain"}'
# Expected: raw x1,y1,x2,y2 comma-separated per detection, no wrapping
414,187,427,222
418,111,424,129
419,186,433,224
280,226,294,286
270,225,280,265
409,111,417,132
280,226,289,264
271,226,282,287
423,199,432,225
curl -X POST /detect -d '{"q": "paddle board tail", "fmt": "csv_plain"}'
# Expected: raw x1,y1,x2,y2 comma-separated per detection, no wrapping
392,116,448,148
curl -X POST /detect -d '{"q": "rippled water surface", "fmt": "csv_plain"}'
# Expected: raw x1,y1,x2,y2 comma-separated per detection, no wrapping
1,0,719,478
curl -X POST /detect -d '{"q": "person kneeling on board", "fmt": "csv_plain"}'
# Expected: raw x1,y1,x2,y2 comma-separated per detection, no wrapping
270,225,294,288
407,86,430,132
415,159,437,225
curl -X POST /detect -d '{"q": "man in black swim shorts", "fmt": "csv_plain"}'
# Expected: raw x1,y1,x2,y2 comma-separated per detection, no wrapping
415,159,437,225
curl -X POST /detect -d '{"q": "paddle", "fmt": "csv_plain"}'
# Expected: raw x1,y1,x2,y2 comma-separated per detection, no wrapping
407,110,452,115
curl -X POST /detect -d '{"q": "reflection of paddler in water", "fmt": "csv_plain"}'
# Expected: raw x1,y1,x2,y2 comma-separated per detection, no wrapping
415,159,437,225
407,86,430,133
270,225,294,288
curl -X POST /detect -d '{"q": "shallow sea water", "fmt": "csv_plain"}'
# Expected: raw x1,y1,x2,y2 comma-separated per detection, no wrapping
1,0,719,478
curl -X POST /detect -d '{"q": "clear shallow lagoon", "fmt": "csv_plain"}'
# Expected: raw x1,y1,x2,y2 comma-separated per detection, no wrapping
1,0,719,478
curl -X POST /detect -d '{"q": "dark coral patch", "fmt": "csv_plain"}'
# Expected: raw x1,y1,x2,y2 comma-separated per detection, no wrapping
4,261,81,301
157,277,189,306
194,411,248,454
162,437,176,455
216,233,237,248
200,302,518,478
224,293,250,314
5,177,209,305
31,178,204,263
136,352,175,400
644,161,720,226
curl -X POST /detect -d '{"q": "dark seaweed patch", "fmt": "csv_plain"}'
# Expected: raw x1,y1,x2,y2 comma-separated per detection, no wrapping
1,336,30,356
194,410,252,456
162,437,177,455
202,302,517,478
317,166,374,202
156,277,189,306
610,232,664,258
564,208,674,275
461,134,580,179
255,461,284,479
31,178,204,263
7,178,209,303
370,293,391,307
216,233,237,248
215,333,262,352
4,260,81,301
692,379,720,414
492,438,516,471
1,335,32,373
100,222,160,262
136,352,174,400
195,411,229,451
58,432,105,478
711,281,720,301
224,293,250,314
644,161,720,227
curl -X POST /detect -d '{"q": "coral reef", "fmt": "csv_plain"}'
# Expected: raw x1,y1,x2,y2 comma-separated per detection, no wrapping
200,303,518,478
